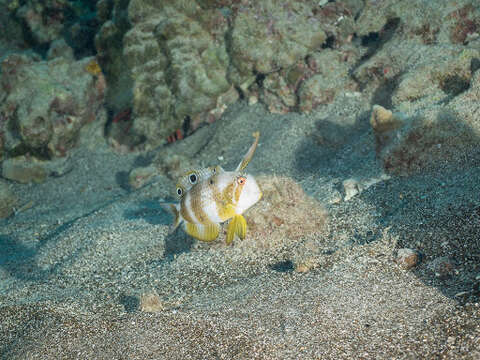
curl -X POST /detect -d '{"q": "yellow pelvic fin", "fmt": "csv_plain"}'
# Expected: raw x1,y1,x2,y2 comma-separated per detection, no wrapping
235,132,260,172
226,215,247,245
184,222,220,242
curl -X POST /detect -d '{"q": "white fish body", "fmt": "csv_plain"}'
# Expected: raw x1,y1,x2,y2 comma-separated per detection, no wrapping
162,132,262,244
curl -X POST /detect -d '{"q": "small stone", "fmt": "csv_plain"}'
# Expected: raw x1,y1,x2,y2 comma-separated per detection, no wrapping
2,156,71,184
454,291,469,298
370,105,400,133
2,156,48,184
329,190,342,204
428,256,455,279
343,178,359,201
128,165,157,189
295,258,317,273
447,336,456,345
248,95,258,106
395,248,420,270
139,291,165,313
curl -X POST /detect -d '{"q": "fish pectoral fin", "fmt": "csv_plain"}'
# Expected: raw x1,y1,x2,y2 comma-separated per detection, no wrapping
159,202,182,232
226,215,247,245
184,222,220,242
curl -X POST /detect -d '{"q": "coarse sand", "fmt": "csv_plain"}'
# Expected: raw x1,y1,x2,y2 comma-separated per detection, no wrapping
1,100,479,359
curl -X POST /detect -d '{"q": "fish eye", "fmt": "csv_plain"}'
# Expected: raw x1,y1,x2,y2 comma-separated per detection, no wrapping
176,187,183,196
189,173,197,184
237,176,246,185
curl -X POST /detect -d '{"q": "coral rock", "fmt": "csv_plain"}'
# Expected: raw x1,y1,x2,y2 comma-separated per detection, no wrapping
370,101,479,174
0,55,106,160
120,2,235,149
2,156,71,184
128,165,158,189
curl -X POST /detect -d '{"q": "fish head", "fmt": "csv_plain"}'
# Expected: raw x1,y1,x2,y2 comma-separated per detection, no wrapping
209,171,262,217
175,165,223,198
233,172,262,215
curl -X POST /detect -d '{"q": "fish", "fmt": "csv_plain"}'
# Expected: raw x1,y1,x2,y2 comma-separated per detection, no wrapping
161,132,262,244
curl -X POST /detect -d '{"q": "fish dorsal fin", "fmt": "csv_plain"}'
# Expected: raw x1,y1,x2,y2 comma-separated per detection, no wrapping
235,132,260,172
175,165,223,198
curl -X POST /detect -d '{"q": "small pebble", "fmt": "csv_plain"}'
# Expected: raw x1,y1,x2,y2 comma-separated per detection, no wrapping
343,178,360,201
395,248,420,270
140,291,165,313
329,190,342,204
428,256,455,279
454,291,469,298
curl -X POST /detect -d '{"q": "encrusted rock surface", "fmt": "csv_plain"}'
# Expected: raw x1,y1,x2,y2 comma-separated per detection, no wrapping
100,0,362,148
0,54,106,180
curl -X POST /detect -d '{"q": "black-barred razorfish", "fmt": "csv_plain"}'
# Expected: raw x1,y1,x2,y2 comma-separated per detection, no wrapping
161,132,262,244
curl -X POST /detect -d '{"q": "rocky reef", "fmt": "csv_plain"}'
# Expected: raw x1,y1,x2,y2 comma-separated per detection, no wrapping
99,0,362,149
2,0,479,157
0,54,106,182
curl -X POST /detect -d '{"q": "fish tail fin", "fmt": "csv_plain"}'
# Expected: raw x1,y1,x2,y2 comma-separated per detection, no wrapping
226,215,247,245
160,202,182,232
184,222,220,242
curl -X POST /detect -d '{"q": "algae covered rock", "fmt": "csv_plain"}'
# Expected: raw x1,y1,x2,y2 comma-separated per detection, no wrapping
298,48,359,113
228,1,327,84
94,0,133,118
392,47,480,109
15,0,69,45
370,104,478,175
229,1,359,114
114,0,360,148
12,0,99,57
1,155,72,184
121,1,236,150
0,54,106,161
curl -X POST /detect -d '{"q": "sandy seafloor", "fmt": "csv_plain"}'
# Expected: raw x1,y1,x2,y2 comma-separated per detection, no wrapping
1,97,479,359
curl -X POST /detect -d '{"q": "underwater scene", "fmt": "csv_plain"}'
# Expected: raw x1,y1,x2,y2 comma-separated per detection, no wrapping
1,0,480,358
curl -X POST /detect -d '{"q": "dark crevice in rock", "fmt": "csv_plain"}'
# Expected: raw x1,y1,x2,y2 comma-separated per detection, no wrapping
254,72,266,88
439,75,471,97
370,72,403,108
8,143,51,161
350,17,401,86
437,75,471,106
322,35,336,49
471,58,480,73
